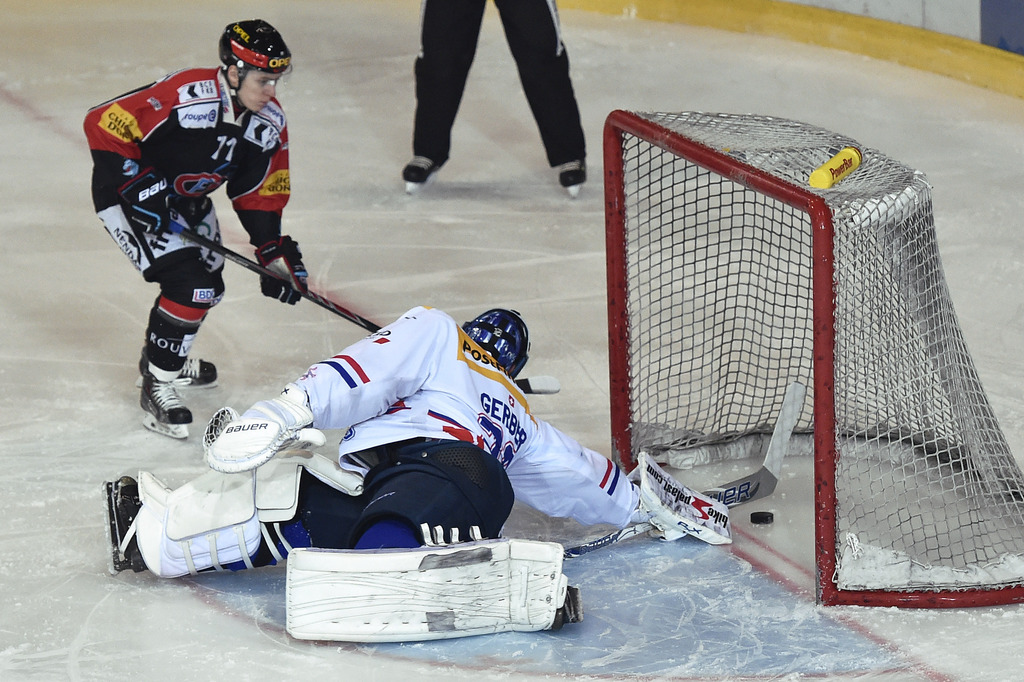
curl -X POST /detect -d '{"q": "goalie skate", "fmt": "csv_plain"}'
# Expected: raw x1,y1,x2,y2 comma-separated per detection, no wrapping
551,584,583,630
140,371,192,439
103,476,147,574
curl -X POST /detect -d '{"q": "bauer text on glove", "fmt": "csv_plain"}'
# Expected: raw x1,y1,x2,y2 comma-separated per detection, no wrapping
206,383,326,473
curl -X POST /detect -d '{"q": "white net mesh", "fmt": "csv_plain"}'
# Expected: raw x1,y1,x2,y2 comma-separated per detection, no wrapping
611,111,1024,598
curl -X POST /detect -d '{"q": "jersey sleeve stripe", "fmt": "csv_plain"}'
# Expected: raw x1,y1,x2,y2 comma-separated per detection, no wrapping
599,459,621,495
319,354,370,388
321,355,370,389
337,355,369,382
321,361,357,387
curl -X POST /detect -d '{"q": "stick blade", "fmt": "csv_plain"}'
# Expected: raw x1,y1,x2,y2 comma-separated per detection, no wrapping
764,381,806,478
515,375,561,395
703,381,805,506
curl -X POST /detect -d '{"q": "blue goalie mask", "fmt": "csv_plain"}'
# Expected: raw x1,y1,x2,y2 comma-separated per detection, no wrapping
462,309,530,378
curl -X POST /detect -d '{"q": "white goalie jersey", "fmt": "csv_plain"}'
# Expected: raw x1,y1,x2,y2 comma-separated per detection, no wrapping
294,306,639,529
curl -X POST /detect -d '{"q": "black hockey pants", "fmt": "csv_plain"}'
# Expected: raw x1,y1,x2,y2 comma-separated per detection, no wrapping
412,0,586,167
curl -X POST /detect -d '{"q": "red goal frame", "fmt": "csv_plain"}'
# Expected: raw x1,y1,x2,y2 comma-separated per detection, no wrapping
603,109,1024,607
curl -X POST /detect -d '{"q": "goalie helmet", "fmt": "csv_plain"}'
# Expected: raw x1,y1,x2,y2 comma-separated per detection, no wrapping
219,20,292,75
462,309,530,378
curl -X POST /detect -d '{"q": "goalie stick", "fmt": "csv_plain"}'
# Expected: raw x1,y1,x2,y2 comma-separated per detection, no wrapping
703,381,805,506
179,229,559,395
563,382,805,558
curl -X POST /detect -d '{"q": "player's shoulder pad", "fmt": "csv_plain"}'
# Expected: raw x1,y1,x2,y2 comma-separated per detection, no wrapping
256,99,287,133
359,306,441,346
171,68,222,130
244,100,286,152
391,306,444,328
156,67,221,97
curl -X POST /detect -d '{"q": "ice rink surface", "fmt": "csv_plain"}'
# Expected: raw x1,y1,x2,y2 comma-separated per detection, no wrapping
3,1,1024,680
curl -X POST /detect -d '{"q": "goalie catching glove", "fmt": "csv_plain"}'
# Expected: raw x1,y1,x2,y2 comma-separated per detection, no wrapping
205,383,326,473
629,452,732,545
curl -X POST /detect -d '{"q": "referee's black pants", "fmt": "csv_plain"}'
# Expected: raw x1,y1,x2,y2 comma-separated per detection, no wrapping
412,0,586,168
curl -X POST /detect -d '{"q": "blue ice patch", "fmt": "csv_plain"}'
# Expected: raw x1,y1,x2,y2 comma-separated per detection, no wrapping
186,523,906,678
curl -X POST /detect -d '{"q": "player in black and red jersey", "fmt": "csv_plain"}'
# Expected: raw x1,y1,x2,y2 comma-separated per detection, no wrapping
84,20,308,439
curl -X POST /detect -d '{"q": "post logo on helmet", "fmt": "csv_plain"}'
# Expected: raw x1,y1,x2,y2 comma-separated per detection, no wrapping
219,20,292,75
462,309,530,378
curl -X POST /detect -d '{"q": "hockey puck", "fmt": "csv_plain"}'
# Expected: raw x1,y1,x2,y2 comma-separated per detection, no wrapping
750,511,774,525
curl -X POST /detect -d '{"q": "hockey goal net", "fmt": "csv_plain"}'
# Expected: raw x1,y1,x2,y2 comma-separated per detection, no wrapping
604,110,1024,607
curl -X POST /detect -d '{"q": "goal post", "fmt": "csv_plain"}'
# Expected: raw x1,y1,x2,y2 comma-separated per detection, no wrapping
603,109,1024,607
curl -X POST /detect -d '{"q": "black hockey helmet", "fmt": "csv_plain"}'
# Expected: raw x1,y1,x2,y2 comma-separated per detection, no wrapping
463,309,530,378
219,20,292,75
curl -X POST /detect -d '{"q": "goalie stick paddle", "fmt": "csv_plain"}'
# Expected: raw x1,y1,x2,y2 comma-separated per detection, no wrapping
702,380,805,506
563,381,806,558
179,229,558,395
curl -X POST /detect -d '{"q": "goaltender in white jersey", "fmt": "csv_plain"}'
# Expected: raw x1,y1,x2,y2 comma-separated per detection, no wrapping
314,306,638,527
104,306,726,640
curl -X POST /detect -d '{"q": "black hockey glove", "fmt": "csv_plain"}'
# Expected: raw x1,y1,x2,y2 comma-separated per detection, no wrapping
167,195,213,233
118,167,172,234
255,236,308,305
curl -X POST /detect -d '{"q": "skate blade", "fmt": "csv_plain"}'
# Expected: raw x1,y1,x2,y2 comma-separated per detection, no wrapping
103,481,119,575
135,376,218,389
103,481,129,574
562,584,583,623
142,414,189,439
564,183,582,199
404,173,438,195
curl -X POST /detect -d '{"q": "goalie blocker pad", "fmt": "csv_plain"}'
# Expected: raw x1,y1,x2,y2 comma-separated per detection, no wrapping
633,452,732,544
286,538,581,642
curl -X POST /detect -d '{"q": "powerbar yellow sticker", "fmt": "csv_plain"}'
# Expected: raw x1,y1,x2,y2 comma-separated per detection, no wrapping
808,146,862,189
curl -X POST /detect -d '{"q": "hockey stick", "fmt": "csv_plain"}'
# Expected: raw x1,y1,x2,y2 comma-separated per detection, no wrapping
562,521,657,558
179,229,560,395
180,229,382,332
563,381,806,558
703,381,805,506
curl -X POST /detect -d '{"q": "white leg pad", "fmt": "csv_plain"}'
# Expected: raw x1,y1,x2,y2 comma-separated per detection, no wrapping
134,469,261,578
134,500,262,578
286,539,572,641
132,453,363,578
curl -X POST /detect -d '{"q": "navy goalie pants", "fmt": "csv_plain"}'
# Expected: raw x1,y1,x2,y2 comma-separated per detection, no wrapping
287,439,515,553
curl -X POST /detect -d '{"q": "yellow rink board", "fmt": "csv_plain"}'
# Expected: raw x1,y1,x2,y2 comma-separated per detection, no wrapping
562,0,1024,100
